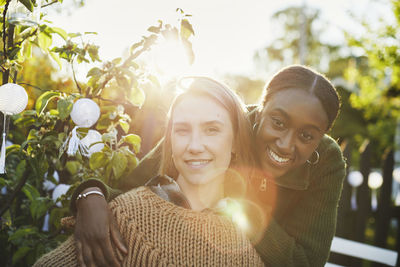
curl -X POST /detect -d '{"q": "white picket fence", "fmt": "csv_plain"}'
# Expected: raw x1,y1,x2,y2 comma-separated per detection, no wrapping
326,236,398,266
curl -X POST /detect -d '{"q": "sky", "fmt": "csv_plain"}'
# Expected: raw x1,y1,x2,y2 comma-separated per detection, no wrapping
46,0,390,80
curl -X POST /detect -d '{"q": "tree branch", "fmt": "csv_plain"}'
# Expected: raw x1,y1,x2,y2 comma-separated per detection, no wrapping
0,170,29,217
42,0,59,8
71,57,83,94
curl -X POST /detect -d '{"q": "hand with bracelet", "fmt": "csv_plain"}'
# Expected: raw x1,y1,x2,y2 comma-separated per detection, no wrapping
74,187,127,267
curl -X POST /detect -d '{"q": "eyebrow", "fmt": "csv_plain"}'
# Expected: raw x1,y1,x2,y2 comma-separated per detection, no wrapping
173,120,225,127
270,108,323,133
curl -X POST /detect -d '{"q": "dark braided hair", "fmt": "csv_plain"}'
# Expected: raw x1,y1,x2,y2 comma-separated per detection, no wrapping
260,65,341,130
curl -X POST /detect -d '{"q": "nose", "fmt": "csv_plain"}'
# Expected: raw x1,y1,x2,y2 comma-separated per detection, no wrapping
187,131,205,154
276,130,295,154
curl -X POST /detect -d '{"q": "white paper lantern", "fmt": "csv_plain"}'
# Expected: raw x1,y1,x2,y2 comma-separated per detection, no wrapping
393,167,400,183
347,171,363,211
81,130,104,156
42,211,50,232
348,171,363,187
368,172,383,189
43,171,60,191
52,184,71,208
70,98,100,128
0,83,28,115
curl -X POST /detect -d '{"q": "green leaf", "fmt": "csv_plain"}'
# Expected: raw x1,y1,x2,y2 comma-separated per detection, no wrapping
30,197,51,220
50,51,62,69
180,19,195,40
96,115,112,131
111,152,127,179
119,120,130,134
89,152,108,170
128,86,145,107
19,0,34,12
87,67,102,78
8,227,38,243
122,134,141,153
12,246,32,265
65,161,81,175
23,42,32,59
147,25,161,34
15,160,27,179
6,144,21,156
38,32,52,52
49,27,68,40
22,183,40,202
35,91,60,115
57,98,73,120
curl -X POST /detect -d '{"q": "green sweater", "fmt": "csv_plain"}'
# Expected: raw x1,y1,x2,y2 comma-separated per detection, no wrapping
70,134,345,267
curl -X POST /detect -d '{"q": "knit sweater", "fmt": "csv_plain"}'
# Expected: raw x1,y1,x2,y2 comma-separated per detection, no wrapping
35,187,264,266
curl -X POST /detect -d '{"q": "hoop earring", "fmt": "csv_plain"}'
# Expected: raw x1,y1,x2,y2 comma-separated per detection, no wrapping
306,150,319,165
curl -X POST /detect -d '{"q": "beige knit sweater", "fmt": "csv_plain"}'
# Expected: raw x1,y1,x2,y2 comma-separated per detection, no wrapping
34,187,264,266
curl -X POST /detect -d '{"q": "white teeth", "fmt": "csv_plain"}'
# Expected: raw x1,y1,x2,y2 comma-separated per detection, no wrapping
268,149,290,163
187,160,210,166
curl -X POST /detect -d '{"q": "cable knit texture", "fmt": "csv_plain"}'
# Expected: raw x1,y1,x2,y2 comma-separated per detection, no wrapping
34,187,264,266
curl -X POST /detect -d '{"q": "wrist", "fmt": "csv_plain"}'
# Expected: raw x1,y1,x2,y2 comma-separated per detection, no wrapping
76,187,105,206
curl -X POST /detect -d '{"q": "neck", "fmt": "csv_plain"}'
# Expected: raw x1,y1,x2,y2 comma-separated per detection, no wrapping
176,175,225,211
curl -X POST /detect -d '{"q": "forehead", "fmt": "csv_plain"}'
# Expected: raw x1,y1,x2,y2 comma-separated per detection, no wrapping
263,89,329,131
172,94,231,124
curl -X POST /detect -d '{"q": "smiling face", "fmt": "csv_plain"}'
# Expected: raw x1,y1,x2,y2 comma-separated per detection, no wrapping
255,89,329,178
171,94,235,187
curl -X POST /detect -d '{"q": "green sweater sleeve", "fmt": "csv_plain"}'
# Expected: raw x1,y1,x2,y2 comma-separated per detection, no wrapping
69,138,164,215
254,137,346,267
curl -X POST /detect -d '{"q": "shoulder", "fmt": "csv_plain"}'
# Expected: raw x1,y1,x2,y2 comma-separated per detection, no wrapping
317,135,345,163
311,135,346,185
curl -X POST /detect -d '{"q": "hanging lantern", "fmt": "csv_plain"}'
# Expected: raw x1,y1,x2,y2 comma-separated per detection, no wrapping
347,171,363,211
70,98,100,128
393,167,400,206
0,83,28,173
43,171,60,191
42,211,50,232
64,98,100,157
7,0,41,26
368,171,383,211
80,130,104,156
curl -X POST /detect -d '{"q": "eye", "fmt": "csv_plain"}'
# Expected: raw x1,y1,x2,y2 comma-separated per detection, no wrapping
174,127,189,135
299,131,314,142
205,126,220,135
271,117,285,129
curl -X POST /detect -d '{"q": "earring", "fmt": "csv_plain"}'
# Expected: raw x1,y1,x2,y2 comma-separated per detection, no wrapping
307,150,320,165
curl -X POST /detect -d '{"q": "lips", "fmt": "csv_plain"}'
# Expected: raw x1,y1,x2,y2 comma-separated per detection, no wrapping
267,147,291,164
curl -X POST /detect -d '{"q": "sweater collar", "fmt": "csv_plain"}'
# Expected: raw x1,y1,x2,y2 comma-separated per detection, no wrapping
272,162,311,190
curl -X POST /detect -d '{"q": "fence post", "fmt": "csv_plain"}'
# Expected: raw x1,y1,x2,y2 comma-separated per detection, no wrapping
331,139,353,266
356,140,372,242
375,150,394,247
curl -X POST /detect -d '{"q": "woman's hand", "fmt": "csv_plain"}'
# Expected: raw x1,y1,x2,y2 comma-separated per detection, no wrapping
74,187,127,267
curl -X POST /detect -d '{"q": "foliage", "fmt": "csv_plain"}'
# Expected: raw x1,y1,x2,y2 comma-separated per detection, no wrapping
344,0,400,161
0,1,194,266
253,5,340,74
